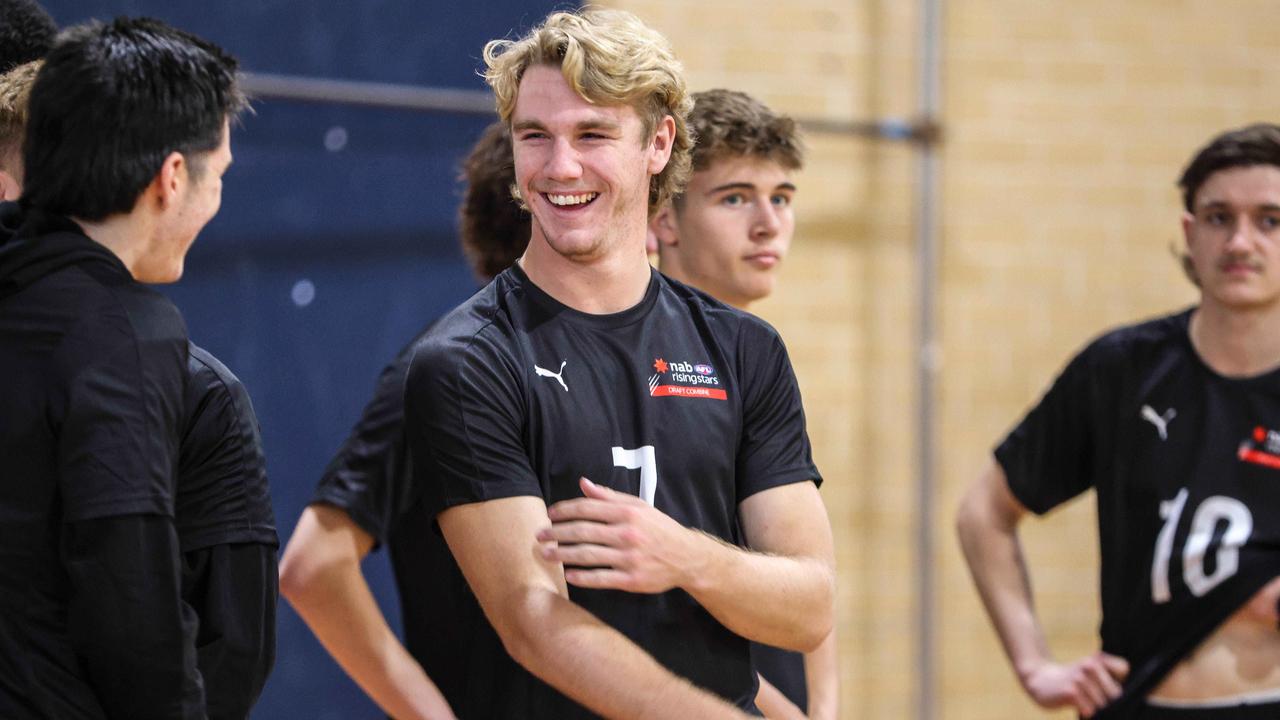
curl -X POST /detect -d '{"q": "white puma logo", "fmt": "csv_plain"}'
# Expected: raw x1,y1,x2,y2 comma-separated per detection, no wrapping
1141,405,1176,440
535,360,568,392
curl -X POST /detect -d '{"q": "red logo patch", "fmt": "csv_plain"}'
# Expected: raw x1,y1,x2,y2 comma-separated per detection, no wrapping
1239,425,1280,469
647,355,726,401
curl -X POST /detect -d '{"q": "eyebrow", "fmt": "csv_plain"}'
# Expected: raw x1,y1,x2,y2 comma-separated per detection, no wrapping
511,118,624,134
706,181,798,195
1198,200,1280,212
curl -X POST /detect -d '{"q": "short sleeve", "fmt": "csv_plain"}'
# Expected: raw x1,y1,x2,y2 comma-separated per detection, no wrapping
735,318,822,500
311,346,416,544
995,342,1104,515
405,328,541,518
178,344,277,550
57,297,186,522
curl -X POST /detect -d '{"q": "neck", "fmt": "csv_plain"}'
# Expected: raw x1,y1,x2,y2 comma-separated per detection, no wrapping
75,213,154,281
520,229,653,315
656,252,750,310
1189,300,1280,377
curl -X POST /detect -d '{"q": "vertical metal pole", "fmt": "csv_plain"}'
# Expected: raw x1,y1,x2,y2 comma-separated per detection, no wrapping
915,0,943,719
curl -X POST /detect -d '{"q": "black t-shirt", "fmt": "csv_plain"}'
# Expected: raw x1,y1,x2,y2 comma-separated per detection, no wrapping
751,643,807,712
308,322,481,708
0,207,198,718
180,342,278,551
405,264,822,719
179,343,279,719
996,309,1280,718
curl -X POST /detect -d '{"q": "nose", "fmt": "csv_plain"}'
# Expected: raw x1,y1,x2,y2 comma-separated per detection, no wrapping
751,201,783,241
1225,214,1253,251
544,137,582,182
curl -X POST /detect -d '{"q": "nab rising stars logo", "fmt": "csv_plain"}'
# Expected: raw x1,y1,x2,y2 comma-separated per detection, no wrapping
1239,425,1280,470
648,357,727,401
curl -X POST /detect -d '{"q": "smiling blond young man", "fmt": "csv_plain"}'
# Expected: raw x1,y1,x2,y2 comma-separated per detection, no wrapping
958,124,1280,719
402,9,834,720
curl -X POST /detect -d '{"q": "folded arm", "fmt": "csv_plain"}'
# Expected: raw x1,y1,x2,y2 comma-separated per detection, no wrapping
541,479,834,652
441,494,752,720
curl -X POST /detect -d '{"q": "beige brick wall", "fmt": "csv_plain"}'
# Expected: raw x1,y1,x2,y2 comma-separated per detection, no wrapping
604,0,1280,717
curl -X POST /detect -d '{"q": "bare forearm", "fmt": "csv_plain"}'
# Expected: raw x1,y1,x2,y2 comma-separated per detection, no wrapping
683,531,834,652
804,631,839,720
956,496,1052,681
502,586,752,720
280,507,455,720
285,561,453,719
754,676,805,720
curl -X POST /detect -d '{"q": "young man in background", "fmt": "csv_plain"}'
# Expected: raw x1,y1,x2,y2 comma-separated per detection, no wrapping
958,124,1280,719
651,87,837,720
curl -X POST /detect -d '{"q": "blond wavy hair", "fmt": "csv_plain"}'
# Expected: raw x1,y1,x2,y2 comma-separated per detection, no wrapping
0,60,39,175
483,8,693,212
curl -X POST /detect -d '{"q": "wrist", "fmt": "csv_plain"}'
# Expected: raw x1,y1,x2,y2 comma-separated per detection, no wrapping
677,528,720,593
1013,655,1051,688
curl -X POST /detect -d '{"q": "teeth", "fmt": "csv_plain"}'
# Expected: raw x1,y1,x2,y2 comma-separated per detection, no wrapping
547,192,598,206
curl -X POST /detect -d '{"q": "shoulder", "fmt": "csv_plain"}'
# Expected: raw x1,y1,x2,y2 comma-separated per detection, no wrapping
66,263,187,347
188,343,241,390
656,271,781,346
411,273,525,371
185,343,251,413
52,279,186,390
1075,309,1191,372
405,278,530,409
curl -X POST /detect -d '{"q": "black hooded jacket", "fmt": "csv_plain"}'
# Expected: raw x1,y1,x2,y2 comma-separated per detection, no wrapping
0,202,205,719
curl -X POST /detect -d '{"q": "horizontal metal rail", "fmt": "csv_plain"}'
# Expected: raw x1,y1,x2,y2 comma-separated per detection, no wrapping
239,71,939,144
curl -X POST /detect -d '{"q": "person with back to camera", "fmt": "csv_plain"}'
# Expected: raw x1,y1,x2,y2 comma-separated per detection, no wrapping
0,17,245,719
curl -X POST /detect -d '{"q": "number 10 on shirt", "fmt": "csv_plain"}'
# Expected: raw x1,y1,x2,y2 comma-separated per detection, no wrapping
1151,488,1253,603
612,446,658,507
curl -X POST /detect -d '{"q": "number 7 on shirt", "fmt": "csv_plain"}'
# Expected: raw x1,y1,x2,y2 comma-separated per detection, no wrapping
612,445,658,506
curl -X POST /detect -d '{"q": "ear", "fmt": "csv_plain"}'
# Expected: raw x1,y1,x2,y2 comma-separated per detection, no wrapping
650,202,679,249
1180,210,1195,250
0,169,20,201
646,114,676,175
149,151,187,210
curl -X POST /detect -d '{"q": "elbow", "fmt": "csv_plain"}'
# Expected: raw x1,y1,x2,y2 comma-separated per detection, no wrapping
955,491,981,548
793,564,836,653
490,586,563,673
955,477,1001,547
276,549,308,605
796,623,832,654
278,544,332,608
811,589,837,653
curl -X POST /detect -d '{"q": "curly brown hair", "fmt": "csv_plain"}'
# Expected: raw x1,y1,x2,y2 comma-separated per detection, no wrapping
458,122,530,281
686,89,803,175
